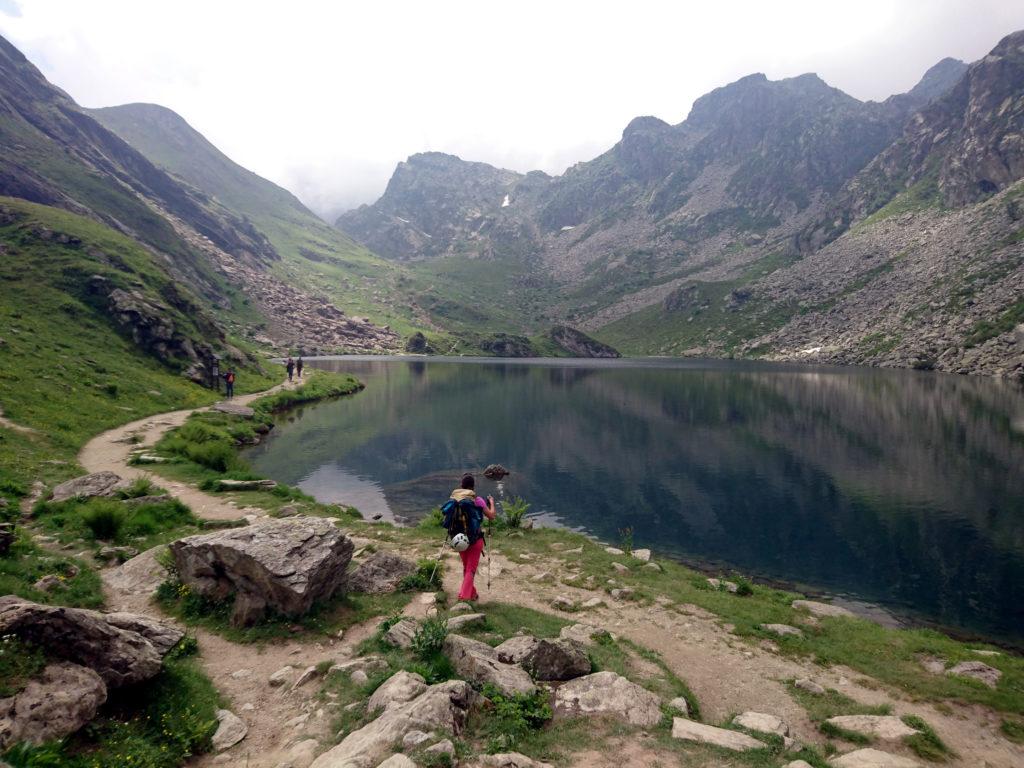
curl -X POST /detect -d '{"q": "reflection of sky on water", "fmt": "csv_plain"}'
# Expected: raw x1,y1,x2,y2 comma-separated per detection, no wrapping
244,356,1024,644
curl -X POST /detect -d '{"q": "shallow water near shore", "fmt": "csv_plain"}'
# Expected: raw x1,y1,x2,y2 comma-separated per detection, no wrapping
245,356,1024,645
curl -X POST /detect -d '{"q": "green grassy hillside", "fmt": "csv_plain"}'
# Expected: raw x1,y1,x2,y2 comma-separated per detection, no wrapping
0,197,281,503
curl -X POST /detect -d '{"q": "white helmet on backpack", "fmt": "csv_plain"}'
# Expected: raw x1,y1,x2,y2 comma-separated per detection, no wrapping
450,533,470,552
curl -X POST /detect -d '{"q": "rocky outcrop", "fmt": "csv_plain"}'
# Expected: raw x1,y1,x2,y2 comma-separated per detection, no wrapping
309,679,475,768
548,326,620,358
169,516,354,626
829,748,923,767
553,671,662,726
947,660,1002,688
671,718,765,751
49,471,129,503
494,636,591,681
825,716,918,740
443,634,537,696
346,551,417,594
367,671,428,715
0,596,170,687
0,662,107,748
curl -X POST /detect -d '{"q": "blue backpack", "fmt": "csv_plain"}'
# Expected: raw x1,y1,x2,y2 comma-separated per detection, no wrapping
440,498,483,543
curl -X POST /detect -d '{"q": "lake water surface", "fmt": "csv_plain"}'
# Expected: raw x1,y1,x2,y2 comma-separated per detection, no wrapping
245,356,1024,644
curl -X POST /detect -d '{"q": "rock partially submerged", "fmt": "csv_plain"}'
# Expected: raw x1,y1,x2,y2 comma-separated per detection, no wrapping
346,551,417,594
0,662,107,748
169,516,353,626
483,464,510,480
553,671,661,726
49,471,129,503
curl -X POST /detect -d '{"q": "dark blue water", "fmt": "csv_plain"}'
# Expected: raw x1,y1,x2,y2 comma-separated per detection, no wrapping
244,356,1024,644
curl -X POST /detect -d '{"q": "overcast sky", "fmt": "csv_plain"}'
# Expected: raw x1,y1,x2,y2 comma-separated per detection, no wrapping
2,1,1022,221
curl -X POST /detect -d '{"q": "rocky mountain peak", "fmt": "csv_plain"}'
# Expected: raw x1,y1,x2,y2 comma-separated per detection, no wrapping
905,57,968,104
622,115,672,137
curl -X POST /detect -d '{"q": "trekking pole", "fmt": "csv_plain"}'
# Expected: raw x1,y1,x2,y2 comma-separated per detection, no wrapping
429,533,448,589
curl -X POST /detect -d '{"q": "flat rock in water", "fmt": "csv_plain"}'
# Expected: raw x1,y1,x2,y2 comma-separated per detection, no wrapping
443,634,536,696
0,596,165,688
346,551,417,594
169,516,353,626
483,464,510,480
554,671,661,726
50,471,128,503
671,718,764,751
734,711,789,736
212,402,255,418
761,623,803,637
825,715,919,740
368,671,427,714
0,662,106,749
829,748,923,767
793,599,855,618
309,680,474,768
947,660,1001,687
212,709,247,751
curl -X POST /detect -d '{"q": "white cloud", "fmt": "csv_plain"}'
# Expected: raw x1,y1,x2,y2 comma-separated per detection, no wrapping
2,1,1022,219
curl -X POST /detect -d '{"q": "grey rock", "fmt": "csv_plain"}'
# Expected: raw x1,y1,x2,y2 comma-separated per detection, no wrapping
824,715,919,740
32,574,62,592
443,634,536,696
668,696,690,716
401,729,434,749
214,478,277,491
671,717,764,751
483,464,510,480
794,678,826,695
96,545,139,562
553,671,661,726
102,612,184,655
212,402,255,418
446,612,486,632
377,756,417,768
478,753,554,768
550,595,576,612
631,548,651,562
734,711,790,736
559,623,606,645
947,660,1001,688
494,635,541,664
761,623,803,638
367,671,427,714
346,551,417,594
269,666,294,687
425,739,455,756
0,596,163,687
383,618,418,649
793,599,855,618
708,577,739,593
169,516,353,626
309,680,474,768
828,748,923,767
212,709,248,751
50,471,129,503
0,662,106,748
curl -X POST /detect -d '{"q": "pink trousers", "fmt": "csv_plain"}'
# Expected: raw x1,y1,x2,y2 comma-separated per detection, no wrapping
458,537,485,601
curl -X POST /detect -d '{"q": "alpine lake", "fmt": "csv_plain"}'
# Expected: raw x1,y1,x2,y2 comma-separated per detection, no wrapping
244,356,1024,646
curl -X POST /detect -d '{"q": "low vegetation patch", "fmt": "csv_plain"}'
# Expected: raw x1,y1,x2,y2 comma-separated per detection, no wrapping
0,530,103,608
2,657,219,768
0,635,46,698
252,372,362,413
901,714,954,762
398,558,445,592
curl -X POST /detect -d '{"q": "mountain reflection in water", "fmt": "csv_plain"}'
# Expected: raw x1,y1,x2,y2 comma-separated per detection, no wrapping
244,357,1024,644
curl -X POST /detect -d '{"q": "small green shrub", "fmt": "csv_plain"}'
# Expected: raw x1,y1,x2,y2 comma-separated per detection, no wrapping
82,501,126,540
411,616,448,660
0,636,46,697
419,507,444,529
618,526,633,555
732,573,754,597
184,442,238,473
1001,718,1024,744
117,477,156,499
500,497,530,529
399,559,444,592
165,633,199,660
479,684,552,753
902,715,953,762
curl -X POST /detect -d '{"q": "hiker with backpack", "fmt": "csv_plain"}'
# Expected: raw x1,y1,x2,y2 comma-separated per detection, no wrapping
296,356,304,378
441,473,496,602
222,369,236,398
286,357,295,382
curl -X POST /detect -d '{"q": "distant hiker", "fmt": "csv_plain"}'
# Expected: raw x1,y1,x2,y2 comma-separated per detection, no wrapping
286,357,295,382
441,473,496,602
223,369,236,398
296,356,304,378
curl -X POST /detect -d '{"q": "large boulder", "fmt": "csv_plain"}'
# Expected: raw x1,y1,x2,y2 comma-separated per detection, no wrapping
310,680,475,768
0,596,165,687
0,662,107,748
169,516,354,626
443,634,536,696
553,671,662,726
367,671,428,715
947,660,1002,688
494,636,591,681
49,471,128,503
347,551,417,594
103,612,184,655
